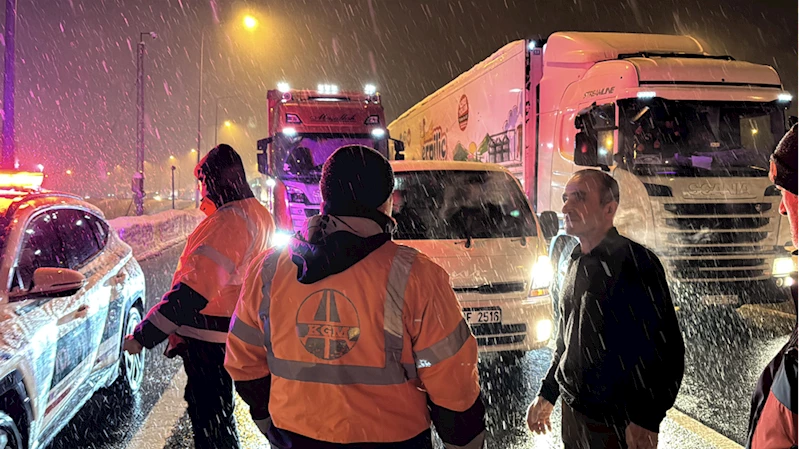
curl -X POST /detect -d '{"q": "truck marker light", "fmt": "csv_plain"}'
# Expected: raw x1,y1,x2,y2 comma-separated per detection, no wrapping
371,128,386,138
277,82,290,93
637,91,657,99
282,127,297,136
364,84,377,95
778,93,792,102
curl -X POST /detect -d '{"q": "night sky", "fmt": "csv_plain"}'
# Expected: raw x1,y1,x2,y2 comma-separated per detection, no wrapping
4,0,797,194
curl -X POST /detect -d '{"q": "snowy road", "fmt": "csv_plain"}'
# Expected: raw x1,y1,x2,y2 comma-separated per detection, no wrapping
45,244,794,448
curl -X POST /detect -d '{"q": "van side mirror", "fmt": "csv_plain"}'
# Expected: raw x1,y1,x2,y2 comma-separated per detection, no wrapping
10,268,86,302
574,132,598,167
538,211,559,240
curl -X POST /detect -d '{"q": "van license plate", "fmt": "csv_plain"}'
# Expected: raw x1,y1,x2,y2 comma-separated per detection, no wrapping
464,308,502,324
702,295,738,305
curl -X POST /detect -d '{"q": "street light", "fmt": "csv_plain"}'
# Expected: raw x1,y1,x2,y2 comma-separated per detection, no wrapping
243,15,258,30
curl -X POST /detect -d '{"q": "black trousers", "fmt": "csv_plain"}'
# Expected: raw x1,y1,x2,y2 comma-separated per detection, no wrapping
179,337,240,449
562,403,628,449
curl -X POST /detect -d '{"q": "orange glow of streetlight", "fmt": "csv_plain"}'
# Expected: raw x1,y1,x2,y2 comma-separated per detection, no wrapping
224,120,232,128
169,155,176,160
65,169,73,176
243,15,258,30
190,148,197,154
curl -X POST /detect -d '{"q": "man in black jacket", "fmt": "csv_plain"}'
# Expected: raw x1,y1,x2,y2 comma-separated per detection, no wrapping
527,169,684,449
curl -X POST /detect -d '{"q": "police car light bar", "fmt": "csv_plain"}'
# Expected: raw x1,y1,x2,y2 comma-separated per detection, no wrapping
0,171,44,190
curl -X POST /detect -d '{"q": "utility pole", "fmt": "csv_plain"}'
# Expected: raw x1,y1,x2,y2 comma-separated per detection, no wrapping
1,0,17,169
195,30,204,208
134,31,156,216
171,165,176,210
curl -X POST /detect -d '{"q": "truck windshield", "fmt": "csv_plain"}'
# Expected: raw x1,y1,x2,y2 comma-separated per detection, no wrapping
392,170,536,241
618,99,785,177
274,134,388,183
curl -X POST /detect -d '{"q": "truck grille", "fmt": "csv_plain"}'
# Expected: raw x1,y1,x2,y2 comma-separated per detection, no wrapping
659,201,777,282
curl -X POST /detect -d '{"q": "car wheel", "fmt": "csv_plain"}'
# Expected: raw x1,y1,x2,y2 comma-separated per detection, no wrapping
0,412,23,449
118,306,145,394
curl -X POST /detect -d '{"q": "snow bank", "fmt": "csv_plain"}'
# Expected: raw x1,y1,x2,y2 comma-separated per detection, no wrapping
109,209,204,260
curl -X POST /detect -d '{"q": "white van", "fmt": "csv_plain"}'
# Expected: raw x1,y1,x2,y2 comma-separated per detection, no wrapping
390,160,553,354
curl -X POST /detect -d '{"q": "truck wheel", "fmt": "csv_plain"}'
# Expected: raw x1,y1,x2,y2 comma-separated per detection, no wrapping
117,306,145,394
0,412,23,449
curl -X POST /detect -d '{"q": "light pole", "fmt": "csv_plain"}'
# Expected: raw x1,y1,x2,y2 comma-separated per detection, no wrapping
171,165,176,209
1,0,16,169
134,31,157,216
214,95,241,146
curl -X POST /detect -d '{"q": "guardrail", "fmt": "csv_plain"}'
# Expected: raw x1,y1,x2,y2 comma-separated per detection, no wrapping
109,209,205,260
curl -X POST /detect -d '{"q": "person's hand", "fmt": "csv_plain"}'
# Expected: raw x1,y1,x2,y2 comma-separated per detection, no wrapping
123,334,143,355
526,396,554,435
626,422,658,449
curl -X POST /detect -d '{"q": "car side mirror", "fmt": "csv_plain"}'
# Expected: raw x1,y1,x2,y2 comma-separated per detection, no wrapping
538,211,560,240
574,131,598,167
10,268,86,302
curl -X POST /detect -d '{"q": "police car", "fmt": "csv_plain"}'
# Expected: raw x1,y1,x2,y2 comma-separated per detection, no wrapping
0,171,146,448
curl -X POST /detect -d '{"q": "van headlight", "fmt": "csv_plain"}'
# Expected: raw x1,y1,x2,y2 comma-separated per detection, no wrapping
773,257,797,277
271,230,294,249
529,255,553,297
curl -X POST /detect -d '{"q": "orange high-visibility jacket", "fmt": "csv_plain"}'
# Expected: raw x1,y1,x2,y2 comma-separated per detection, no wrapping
225,241,482,444
136,197,274,347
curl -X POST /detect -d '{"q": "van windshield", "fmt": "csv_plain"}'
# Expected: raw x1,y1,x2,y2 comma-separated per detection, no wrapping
392,170,536,241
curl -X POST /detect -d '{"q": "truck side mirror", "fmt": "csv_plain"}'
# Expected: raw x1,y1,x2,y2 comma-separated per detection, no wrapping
392,140,405,161
790,115,798,128
257,137,273,175
574,131,598,167
538,211,559,240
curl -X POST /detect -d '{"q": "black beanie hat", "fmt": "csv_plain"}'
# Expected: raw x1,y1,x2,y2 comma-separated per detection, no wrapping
771,124,798,195
320,145,394,217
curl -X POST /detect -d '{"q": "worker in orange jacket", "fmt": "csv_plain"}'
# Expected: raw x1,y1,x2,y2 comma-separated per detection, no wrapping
124,144,274,449
225,145,486,448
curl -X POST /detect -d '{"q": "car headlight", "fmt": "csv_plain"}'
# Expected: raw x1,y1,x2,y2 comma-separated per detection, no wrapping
271,230,294,249
773,257,797,277
529,255,553,297
535,319,553,342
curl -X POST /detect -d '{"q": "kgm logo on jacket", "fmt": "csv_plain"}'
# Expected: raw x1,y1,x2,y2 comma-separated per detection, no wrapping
296,289,361,360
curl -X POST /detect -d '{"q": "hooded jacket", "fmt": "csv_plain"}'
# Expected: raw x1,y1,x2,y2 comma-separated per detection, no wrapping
134,145,274,348
225,214,486,448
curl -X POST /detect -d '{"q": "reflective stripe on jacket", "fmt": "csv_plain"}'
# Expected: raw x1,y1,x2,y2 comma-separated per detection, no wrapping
225,241,482,445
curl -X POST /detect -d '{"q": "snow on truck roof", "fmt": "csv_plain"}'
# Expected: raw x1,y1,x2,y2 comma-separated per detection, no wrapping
544,32,706,64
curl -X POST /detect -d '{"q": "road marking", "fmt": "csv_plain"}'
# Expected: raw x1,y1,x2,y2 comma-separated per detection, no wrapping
127,367,188,449
667,408,743,449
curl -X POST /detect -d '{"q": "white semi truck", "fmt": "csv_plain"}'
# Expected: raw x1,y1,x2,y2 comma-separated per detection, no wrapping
388,31,796,306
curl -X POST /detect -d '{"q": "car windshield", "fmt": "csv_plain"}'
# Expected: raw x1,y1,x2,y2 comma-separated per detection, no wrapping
618,99,785,177
392,170,536,241
274,134,388,183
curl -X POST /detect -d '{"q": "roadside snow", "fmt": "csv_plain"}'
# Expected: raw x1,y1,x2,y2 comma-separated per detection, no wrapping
109,209,204,260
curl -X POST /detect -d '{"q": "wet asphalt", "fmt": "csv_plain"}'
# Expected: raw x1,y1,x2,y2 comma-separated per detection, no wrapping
46,244,795,448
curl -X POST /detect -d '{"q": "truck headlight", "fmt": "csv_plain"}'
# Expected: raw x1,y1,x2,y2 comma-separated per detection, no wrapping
529,255,553,297
773,257,797,277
